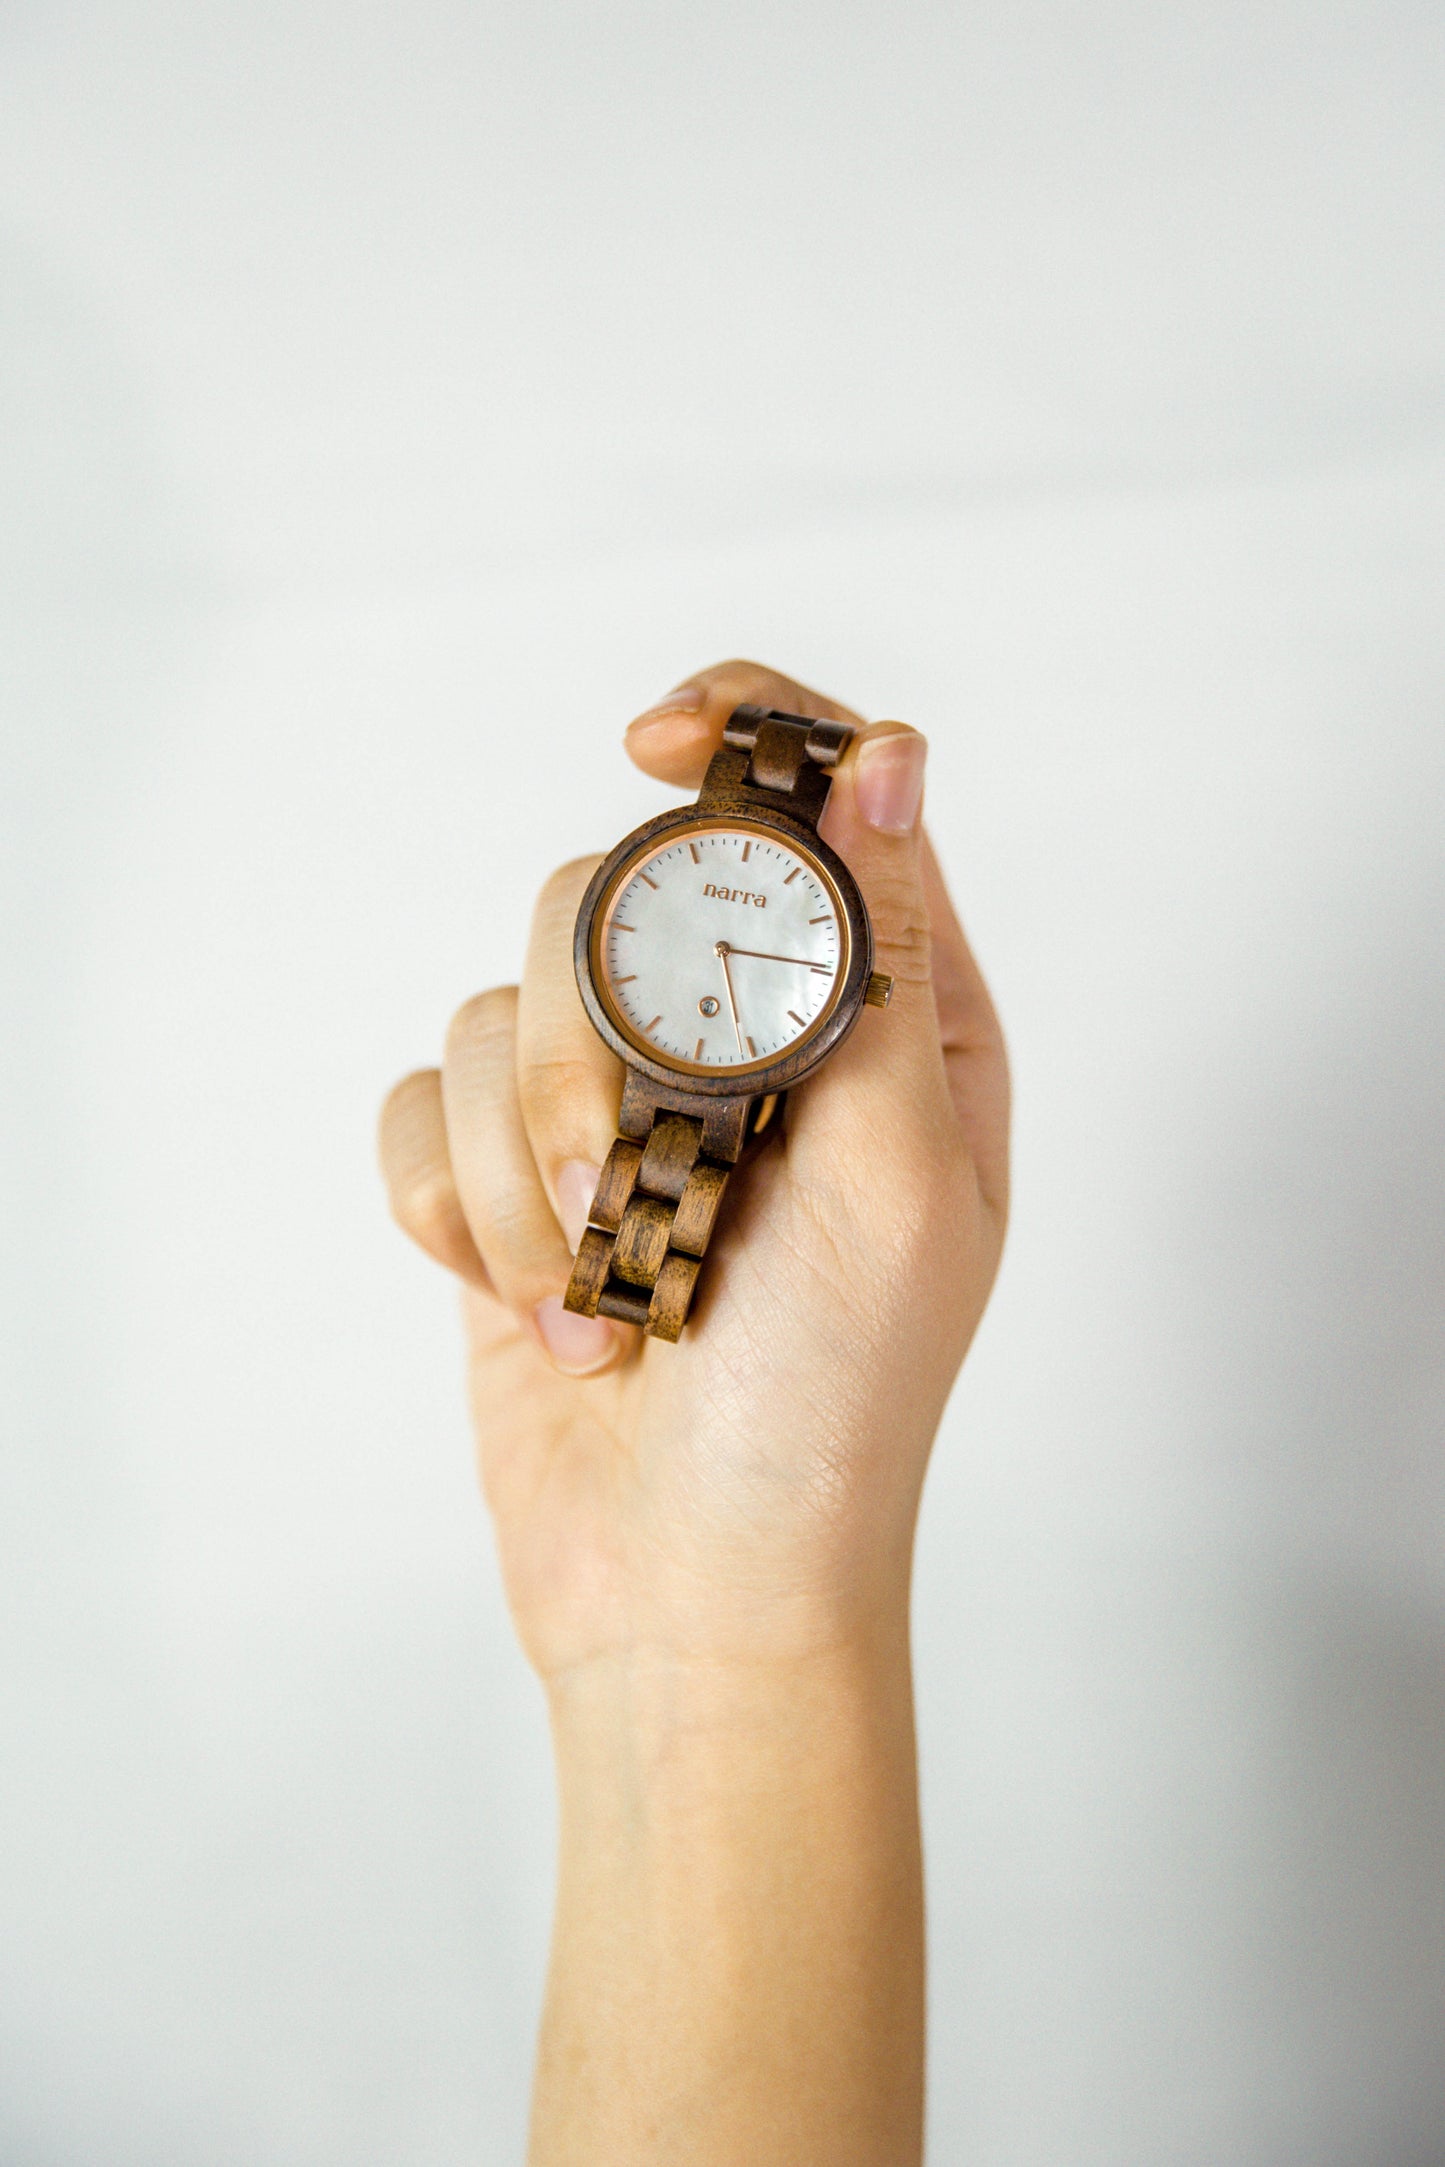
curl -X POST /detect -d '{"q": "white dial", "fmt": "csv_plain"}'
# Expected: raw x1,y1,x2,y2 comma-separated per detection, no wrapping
597,824,848,1074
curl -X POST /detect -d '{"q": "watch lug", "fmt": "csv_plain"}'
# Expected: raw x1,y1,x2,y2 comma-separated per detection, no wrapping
618,1068,753,1165
696,743,831,832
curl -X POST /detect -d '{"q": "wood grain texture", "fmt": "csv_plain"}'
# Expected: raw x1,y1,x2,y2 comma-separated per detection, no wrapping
597,1284,653,1329
562,1102,737,1339
670,1162,729,1257
591,1139,643,1231
646,1252,702,1343
567,1228,613,1318
638,1113,702,1200
611,1195,674,1286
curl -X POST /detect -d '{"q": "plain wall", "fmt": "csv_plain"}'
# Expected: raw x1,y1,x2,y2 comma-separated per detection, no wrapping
2,4,1443,2161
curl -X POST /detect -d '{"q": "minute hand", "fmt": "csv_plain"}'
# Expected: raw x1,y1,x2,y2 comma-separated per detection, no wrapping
723,947,834,974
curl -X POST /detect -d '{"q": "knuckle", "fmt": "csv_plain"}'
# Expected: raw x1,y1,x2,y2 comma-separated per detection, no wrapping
520,1052,615,1152
534,855,602,926
378,1066,439,1133
476,1188,564,1304
445,984,517,1062
393,1166,465,1252
704,658,819,710
702,655,763,682
525,1051,603,1102
868,874,934,985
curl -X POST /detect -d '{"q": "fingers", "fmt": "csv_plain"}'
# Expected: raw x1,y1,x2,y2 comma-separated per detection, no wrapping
515,855,629,1249
378,1068,490,1288
623,659,863,790
441,987,622,1376
380,860,636,1373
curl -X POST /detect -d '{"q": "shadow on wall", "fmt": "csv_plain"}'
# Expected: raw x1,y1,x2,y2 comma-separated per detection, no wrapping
0,230,223,2166
1,231,212,1488
1193,864,1445,2166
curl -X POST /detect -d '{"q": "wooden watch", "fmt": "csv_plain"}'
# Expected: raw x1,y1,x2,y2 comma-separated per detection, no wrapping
562,704,893,1342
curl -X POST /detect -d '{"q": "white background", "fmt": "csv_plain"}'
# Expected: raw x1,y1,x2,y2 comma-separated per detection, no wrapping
2,4,1444,2161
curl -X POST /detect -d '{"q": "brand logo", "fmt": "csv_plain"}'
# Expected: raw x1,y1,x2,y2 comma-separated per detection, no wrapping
702,882,767,907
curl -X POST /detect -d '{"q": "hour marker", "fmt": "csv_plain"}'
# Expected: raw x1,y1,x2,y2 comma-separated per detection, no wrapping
746,1036,757,1058
784,866,802,884
788,1009,806,1027
694,1037,705,1061
614,922,636,933
639,870,658,889
644,1014,662,1032
741,839,752,862
614,974,637,984
688,842,700,864
809,915,830,925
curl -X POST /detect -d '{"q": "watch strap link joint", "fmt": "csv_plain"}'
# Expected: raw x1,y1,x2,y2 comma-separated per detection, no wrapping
700,704,856,832
724,704,853,770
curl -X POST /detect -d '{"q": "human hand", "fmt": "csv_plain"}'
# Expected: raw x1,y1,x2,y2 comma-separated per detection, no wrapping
378,661,1009,1686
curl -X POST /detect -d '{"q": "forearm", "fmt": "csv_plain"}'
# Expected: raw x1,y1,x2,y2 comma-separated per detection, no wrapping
528,1623,924,2167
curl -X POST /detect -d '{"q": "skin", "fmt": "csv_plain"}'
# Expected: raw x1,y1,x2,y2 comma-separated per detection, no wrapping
378,660,1010,2166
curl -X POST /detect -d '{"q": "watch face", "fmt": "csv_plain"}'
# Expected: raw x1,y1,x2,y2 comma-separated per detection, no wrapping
591,818,853,1078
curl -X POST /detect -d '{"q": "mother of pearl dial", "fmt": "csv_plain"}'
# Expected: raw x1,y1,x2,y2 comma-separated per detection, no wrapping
598,825,847,1074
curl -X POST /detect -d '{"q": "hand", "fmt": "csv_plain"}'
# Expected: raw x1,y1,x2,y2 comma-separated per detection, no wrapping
380,661,1010,2163
378,660,1009,1685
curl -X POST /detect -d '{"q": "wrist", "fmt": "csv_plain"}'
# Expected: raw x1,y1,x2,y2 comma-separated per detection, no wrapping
544,1617,916,1806
544,1563,913,1710
532,1607,925,2165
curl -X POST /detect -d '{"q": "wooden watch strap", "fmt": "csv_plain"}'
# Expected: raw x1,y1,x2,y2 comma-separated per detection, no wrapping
562,1105,737,1342
701,705,856,831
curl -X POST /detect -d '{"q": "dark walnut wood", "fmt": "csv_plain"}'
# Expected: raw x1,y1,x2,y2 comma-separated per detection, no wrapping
590,1138,642,1231
563,1099,735,1342
638,1112,702,1199
647,1252,702,1342
611,1195,674,1286
670,1161,729,1256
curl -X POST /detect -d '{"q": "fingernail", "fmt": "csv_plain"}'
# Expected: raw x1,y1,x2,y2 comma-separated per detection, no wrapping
556,1158,602,1254
534,1296,616,1375
628,682,705,730
854,729,927,835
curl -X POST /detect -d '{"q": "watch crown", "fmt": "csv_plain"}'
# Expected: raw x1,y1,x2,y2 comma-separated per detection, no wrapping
865,971,894,1009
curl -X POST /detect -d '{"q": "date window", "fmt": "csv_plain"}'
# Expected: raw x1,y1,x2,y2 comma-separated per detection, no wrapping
698,995,720,1017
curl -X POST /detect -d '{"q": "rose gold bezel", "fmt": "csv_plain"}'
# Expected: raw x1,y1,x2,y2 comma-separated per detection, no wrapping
587,815,856,1084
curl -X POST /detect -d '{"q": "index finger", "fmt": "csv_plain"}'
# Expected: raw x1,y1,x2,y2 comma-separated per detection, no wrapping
622,659,863,790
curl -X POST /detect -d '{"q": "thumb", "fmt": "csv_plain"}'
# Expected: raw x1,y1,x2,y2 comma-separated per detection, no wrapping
824,721,932,1006
796,722,949,1149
